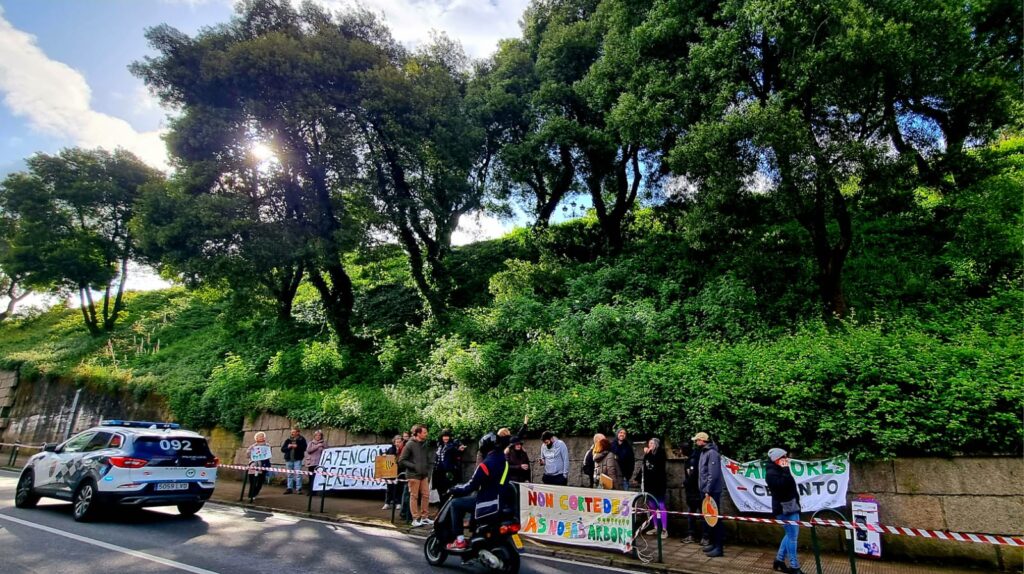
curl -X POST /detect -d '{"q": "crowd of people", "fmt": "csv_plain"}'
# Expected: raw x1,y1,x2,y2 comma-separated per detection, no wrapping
245,423,807,574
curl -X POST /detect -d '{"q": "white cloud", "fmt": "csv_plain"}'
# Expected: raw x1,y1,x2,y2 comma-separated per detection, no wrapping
309,0,529,57
0,6,169,170
452,211,511,246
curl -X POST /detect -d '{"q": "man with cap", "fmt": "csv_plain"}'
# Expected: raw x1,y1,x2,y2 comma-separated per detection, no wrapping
694,431,725,557
766,448,805,574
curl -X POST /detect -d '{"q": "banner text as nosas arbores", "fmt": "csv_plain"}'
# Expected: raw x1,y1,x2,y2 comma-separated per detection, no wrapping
722,455,850,513
312,444,390,491
519,483,634,553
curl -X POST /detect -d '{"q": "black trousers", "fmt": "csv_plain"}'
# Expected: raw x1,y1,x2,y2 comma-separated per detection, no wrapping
542,474,568,486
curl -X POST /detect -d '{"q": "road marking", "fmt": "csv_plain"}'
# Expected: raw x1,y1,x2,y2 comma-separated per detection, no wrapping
0,512,220,574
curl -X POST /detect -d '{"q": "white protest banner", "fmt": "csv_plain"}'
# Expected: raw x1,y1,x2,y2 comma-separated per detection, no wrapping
721,455,850,513
519,483,635,553
312,444,390,491
249,445,271,462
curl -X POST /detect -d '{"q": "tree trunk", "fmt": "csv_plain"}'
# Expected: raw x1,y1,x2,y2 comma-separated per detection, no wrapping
105,256,130,331
79,287,101,335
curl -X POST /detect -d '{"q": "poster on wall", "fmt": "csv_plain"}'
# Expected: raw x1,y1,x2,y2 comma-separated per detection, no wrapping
721,455,851,513
312,444,391,491
519,483,635,553
852,498,882,558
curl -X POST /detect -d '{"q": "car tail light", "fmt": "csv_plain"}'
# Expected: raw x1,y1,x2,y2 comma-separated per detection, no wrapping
205,457,220,468
109,456,148,468
510,523,520,533
499,525,509,534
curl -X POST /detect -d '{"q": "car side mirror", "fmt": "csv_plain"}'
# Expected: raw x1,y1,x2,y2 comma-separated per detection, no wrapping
43,443,57,452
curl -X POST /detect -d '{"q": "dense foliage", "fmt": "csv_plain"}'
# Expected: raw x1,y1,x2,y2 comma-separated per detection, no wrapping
0,138,1020,460
0,0,1020,461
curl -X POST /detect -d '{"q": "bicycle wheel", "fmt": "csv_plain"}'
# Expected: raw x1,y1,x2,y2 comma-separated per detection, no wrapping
632,492,660,564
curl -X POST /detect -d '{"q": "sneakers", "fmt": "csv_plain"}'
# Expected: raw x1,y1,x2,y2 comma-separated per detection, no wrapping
680,536,697,544
660,530,669,540
702,544,716,552
700,537,710,546
446,538,469,550
382,503,392,510
283,489,293,495
422,517,434,525
411,519,425,527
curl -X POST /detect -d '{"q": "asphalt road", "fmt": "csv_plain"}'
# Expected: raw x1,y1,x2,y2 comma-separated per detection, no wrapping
0,470,643,574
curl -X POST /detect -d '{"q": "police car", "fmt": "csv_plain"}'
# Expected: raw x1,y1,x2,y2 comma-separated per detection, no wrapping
13,420,219,521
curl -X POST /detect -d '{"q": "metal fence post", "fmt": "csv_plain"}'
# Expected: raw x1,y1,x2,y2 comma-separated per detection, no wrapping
810,508,857,574
318,465,328,513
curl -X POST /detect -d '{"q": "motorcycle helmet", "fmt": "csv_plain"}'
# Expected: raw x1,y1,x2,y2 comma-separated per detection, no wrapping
478,432,498,456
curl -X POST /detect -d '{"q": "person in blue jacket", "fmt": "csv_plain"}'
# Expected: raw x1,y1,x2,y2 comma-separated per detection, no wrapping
445,433,514,549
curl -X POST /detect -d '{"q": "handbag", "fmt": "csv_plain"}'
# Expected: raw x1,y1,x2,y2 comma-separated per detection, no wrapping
781,498,801,514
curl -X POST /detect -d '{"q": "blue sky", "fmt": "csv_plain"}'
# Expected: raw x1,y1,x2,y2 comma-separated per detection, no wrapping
0,0,538,308
0,0,534,245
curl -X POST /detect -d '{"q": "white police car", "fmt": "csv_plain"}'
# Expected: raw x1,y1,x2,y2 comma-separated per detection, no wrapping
13,420,219,521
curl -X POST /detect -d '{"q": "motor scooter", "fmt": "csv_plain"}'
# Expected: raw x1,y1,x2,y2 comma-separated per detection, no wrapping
423,494,523,574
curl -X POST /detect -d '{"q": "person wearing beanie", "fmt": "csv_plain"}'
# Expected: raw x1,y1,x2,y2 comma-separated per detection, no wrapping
506,436,532,483
766,448,806,574
694,431,725,557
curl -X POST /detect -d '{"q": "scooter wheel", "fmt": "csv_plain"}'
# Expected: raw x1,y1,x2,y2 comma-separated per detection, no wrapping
424,533,449,566
492,542,521,574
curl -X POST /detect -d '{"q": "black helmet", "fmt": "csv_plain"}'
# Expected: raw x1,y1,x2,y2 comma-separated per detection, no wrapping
478,432,498,455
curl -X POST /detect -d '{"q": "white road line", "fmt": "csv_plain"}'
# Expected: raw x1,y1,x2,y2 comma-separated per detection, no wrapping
0,513,220,574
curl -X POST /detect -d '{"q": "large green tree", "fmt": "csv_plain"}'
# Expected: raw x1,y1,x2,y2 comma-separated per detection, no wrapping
133,0,382,342
357,35,495,320
0,148,163,333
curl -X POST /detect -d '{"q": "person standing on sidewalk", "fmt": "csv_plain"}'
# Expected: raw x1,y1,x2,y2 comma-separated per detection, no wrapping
581,433,606,487
539,431,570,486
695,431,725,557
611,428,635,491
634,437,667,537
433,429,466,506
399,424,433,527
766,448,806,574
281,428,307,495
506,436,532,483
384,434,404,510
303,430,326,493
246,432,272,502
592,437,620,489
680,443,705,545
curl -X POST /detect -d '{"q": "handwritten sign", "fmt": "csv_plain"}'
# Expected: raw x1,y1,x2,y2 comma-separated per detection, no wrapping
519,483,635,553
375,454,397,480
312,444,390,490
249,445,272,462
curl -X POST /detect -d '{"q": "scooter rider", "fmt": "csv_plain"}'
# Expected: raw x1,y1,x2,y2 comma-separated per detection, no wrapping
445,432,514,550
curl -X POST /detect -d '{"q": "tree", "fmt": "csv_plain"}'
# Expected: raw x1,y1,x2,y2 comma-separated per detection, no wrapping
489,0,653,252
133,0,383,343
357,35,495,320
0,148,163,333
132,107,307,322
477,38,579,228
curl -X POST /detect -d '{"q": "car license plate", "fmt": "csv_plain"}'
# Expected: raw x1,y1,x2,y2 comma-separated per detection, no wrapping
511,534,523,550
155,482,189,491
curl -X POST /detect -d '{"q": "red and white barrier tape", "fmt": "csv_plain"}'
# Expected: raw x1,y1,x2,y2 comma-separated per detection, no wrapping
218,463,402,484
6,449,1015,547
632,506,1023,547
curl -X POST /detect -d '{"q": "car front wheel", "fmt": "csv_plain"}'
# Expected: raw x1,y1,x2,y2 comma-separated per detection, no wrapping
14,470,40,509
72,480,100,522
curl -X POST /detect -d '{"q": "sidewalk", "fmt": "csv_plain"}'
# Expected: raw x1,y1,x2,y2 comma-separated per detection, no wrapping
210,477,987,574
